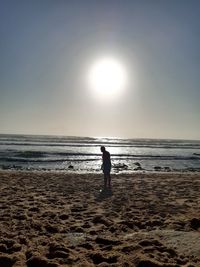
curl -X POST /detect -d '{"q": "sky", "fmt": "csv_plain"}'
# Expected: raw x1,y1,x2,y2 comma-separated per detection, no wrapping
0,0,200,140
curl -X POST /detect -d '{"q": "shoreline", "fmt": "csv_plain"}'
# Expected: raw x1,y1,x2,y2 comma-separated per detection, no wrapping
1,167,200,174
0,171,200,266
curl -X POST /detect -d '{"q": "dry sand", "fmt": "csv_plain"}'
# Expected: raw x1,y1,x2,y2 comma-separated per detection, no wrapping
0,170,200,267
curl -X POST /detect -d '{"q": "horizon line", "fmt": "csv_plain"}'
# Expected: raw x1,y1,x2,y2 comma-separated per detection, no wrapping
0,132,199,142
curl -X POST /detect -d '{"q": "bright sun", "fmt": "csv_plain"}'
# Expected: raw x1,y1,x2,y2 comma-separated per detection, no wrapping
88,57,127,100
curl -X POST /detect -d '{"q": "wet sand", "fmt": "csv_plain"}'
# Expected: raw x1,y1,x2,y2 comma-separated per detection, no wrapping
0,170,200,267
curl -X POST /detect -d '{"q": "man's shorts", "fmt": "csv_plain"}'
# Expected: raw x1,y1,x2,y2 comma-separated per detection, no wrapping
103,165,111,175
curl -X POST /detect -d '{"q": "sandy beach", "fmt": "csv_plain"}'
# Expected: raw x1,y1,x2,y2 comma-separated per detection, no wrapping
0,170,200,267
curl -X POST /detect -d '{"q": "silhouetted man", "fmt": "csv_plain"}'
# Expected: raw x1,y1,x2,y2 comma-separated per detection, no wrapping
100,146,111,188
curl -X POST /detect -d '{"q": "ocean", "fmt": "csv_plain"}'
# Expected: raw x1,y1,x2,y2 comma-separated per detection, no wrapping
0,134,200,172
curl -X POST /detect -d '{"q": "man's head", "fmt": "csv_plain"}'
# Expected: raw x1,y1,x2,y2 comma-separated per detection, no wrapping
100,146,105,152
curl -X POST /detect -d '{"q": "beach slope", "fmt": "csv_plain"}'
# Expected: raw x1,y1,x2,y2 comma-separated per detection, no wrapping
0,171,200,266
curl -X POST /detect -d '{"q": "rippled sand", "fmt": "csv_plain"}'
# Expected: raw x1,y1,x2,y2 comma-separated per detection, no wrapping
0,170,200,266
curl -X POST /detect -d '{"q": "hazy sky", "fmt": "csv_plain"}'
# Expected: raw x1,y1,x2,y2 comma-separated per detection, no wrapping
1,0,200,139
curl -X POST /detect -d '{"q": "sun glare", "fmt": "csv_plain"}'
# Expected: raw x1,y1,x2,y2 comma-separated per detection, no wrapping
88,57,127,100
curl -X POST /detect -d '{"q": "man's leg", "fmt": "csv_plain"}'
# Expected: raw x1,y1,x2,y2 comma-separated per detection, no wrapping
108,173,111,188
104,173,107,188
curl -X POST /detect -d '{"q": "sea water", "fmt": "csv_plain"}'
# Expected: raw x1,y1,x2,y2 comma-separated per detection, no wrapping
0,134,200,172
